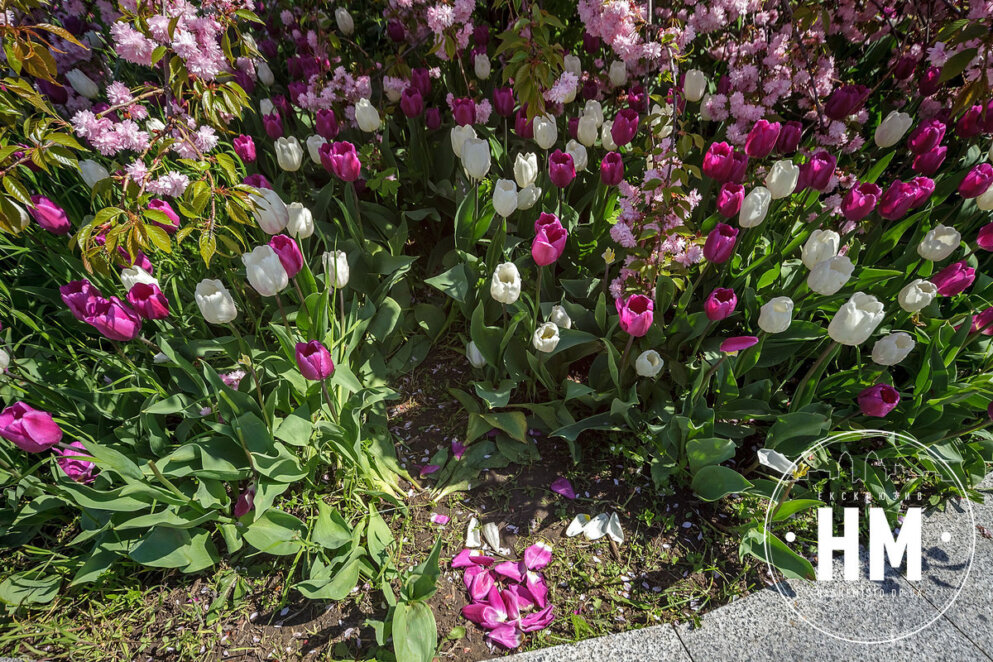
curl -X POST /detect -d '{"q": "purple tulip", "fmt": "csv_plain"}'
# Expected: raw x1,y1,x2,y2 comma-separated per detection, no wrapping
912,146,947,176
610,108,639,146
841,182,881,222
600,152,624,186
776,121,803,154
977,223,993,251
797,151,836,192
981,99,993,134
315,109,339,140
716,182,744,218
269,235,303,278
907,119,946,154
583,32,600,53
704,287,737,321
400,87,423,118
703,223,738,263
616,294,654,337
56,440,96,483
534,212,562,234
411,68,431,97
959,163,993,199
877,180,918,220
824,84,870,121
627,85,647,113
548,150,576,188
320,141,361,182
295,340,334,380
262,111,283,140
744,119,781,159
243,173,271,190
0,402,62,453
386,19,405,42
234,485,255,517
514,107,534,139
932,261,975,296
727,150,749,184
493,87,515,117
126,283,170,320
84,296,142,341
908,176,935,209
473,23,490,47
858,384,900,418
452,97,476,126
531,225,567,266
581,78,599,101
956,105,983,139
60,280,99,320
233,135,256,162
28,195,70,234
37,79,68,104
287,81,307,106
919,66,942,97
702,142,735,181
148,199,180,234
567,117,579,140
892,54,917,80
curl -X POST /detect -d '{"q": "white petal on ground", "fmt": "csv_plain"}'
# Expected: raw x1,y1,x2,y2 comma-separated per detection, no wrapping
583,513,610,540
606,513,624,544
566,514,591,537
466,516,481,548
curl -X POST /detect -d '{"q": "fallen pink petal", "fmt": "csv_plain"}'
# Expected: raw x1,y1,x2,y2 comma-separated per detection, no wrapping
429,512,450,525
550,477,576,499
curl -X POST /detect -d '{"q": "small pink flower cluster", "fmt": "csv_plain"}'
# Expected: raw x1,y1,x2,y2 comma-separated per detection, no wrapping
454,543,555,649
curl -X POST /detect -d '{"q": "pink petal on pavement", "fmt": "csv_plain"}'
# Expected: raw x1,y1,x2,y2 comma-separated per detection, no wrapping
487,623,523,649
524,542,552,570
419,464,440,476
492,560,525,583
550,477,576,499
720,335,759,353
430,512,450,525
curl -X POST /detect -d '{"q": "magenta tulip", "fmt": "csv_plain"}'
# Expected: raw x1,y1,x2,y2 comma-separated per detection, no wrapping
233,134,256,162
744,119,781,158
321,141,361,182
959,163,993,199
493,87,515,117
411,68,431,97
386,19,405,42
907,119,946,154
296,340,334,380
912,146,947,176
892,54,917,80
600,152,624,185
148,199,180,233
0,402,62,453
919,66,941,96
425,107,441,130
269,235,304,278
702,142,734,181
616,294,654,337
908,176,935,209
824,84,870,121
776,121,802,154
400,87,423,118
932,261,975,296
452,97,476,126
877,180,918,220
956,105,983,139
704,288,737,321
532,225,568,266
727,150,749,184
55,440,96,483
720,336,759,353
60,279,99,321
703,223,738,263
716,182,744,218
28,195,70,234
977,223,993,251
797,151,835,191
262,111,283,139
243,173,271,190
84,296,142,341
315,109,339,140
548,150,576,188
610,108,639,146
534,212,562,234
858,384,900,417
126,283,169,320
841,182,881,222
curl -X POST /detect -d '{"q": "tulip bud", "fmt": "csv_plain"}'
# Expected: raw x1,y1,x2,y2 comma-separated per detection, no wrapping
532,224,568,266
517,185,541,210
808,255,854,295
907,119,946,154
491,262,522,304
898,279,938,313
758,296,794,333
335,7,354,35
549,305,572,329
703,288,737,321
493,87,515,117
874,111,913,148
683,69,707,102
744,119,781,159
776,121,803,154
977,185,993,212
893,54,917,80
608,61,627,87
765,159,799,199
262,111,283,139
515,107,534,138
65,69,99,98
563,54,582,76
716,182,745,218
600,152,624,186
635,349,665,377
269,235,303,278
917,224,961,261
877,180,918,220
61,280,98,320
548,149,575,188
565,139,588,172
387,19,405,42
354,98,380,132
824,84,870,121
611,108,639,146
450,125,477,158
0,402,63,453
284,202,314,239
127,282,169,319
120,265,158,292
250,187,289,234
195,279,237,325
801,229,840,269
452,97,476,126
234,135,256,162
828,292,884,345
931,261,975,296
514,152,538,188
533,115,558,150
306,135,326,165
858,384,900,417
243,245,288,297
461,137,491,181
702,142,735,181
600,120,617,151
322,250,350,288
797,151,836,191
296,340,334,380
256,61,274,86
28,196,70,235
871,332,915,366
739,186,771,228
466,341,486,368
703,223,738,263
493,180,518,218
233,485,255,518
474,53,491,79
79,159,110,189
400,87,424,117
533,322,561,353
84,296,142,341
274,136,304,172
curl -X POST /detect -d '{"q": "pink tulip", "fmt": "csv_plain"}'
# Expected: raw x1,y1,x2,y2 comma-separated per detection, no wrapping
703,223,738,263
315,109,339,140
148,199,180,233
716,182,744,218
720,336,758,353
295,340,334,380
60,279,99,320
824,84,870,120
28,195,70,234
841,182,881,222
400,87,423,118
744,119,781,158
959,163,993,199
320,141,361,182
233,135,256,162
55,440,96,483
702,142,734,181
269,234,303,278
931,261,975,296
84,296,142,341
534,212,562,234
452,97,476,126
776,121,802,154
912,146,947,176
262,111,283,139
857,384,899,417
877,180,918,220
610,108,639,146
907,119,946,154
977,223,993,251
616,294,653,337
126,283,170,320
908,176,934,209
493,87,515,117
531,225,567,266
548,150,576,188
0,402,62,453
600,152,624,185
704,288,737,321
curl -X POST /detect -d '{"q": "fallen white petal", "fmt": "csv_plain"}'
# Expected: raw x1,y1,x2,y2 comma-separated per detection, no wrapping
584,513,610,540
606,512,624,544
565,514,591,537
466,516,481,548
482,521,502,552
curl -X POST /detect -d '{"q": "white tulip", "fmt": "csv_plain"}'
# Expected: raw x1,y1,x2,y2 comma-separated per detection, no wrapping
242,245,288,297
474,53,491,79
354,98,380,132
533,115,558,150
758,296,794,334
566,139,587,172
739,186,771,228
514,152,538,188
871,332,915,366
65,69,99,99
306,134,326,165
493,179,518,218
146,118,166,133
517,185,541,210
699,93,714,121
635,349,664,378
874,111,913,149
490,262,521,305
260,98,274,116
466,341,486,368
917,224,961,261
608,60,627,87
121,266,158,291
450,125,477,158
683,69,707,102
256,61,274,86
533,322,560,353
322,250,349,288
583,100,604,126
898,278,938,313
801,229,841,269
274,136,304,172
286,202,314,238
335,7,354,35
765,159,799,199
807,255,854,296
563,54,582,76
601,120,617,151
195,279,238,324
250,187,289,234
577,114,599,147
828,292,884,346
79,159,110,189
549,305,572,329
461,137,491,180
978,185,993,211
0,349,9,372
648,103,674,139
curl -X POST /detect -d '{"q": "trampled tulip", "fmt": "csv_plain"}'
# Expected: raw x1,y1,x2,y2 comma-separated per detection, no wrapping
296,340,334,380
807,255,854,295
874,111,913,148
56,440,96,483
716,182,744,218
959,163,993,199
617,294,654,336
702,142,734,181
703,288,737,321
931,261,975,296
533,115,558,150
566,139,588,172
0,402,62,453
600,152,624,186
514,153,538,189
704,223,738,263
461,138,491,180
466,341,486,368
635,349,664,377
765,159,799,199
911,146,947,176
233,135,256,162
898,278,938,312
79,159,110,189
744,119,781,159
858,384,900,417
775,121,802,154
400,87,423,117
683,69,707,102
262,111,283,139
250,187,289,234
493,87,515,117
740,186,771,228
60,280,98,320
84,296,142,341
610,108,639,146
491,262,522,305
127,282,170,319
828,292,884,345
548,150,575,187
354,98,380,132
841,182,881,222
917,224,961,261
450,125,477,159
274,136,304,171
907,119,946,154
269,235,303,278
532,322,560,353
315,109,339,140
148,199,180,233
493,180,518,218
532,225,567,266
824,84,869,120
320,141,361,182
322,250,349,288
759,296,794,333
120,265,157,292
549,305,572,329
242,245,288,297
28,196,70,234
801,229,840,269
452,97,476,126
871,332,915,366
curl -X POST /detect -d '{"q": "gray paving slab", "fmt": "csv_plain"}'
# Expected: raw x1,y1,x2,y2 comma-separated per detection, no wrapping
501,623,690,662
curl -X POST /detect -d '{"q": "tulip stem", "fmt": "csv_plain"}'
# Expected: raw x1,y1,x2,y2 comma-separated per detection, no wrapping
147,459,190,502
275,293,291,334
619,335,635,377
534,266,544,332
321,380,339,424
229,324,267,417
795,340,839,403
934,418,992,443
